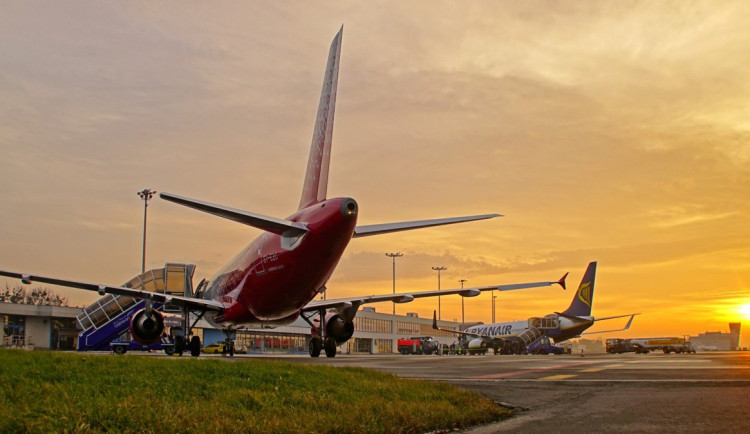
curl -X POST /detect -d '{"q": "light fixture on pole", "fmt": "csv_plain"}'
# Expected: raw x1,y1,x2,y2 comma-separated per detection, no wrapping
385,252,403,316
137,188,157,274
458,278,468,326
432,266,447,320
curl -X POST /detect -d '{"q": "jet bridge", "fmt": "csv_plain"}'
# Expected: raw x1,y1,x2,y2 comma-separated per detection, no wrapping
76,263,195,352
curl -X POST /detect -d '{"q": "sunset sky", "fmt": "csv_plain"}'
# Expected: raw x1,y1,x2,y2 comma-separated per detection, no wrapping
1,2,748,347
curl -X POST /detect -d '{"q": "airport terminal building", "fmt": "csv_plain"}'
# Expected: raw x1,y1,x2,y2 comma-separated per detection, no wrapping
2,301,460,354
690,323,742,351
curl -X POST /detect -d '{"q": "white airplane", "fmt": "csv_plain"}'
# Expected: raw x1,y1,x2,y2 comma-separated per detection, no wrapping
434,262,639,354
0,27,568,358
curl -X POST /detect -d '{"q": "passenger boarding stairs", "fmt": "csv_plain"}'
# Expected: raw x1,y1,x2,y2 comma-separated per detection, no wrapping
76,263,195,351
517,326,544,347
518,316,561,347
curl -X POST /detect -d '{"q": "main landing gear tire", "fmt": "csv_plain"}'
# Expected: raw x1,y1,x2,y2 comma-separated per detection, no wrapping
174,335,186,356
309,337,322,358
190,336,201,357
324,338,337,358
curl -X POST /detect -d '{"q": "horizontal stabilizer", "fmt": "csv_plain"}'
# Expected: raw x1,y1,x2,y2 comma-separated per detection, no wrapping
580,313,640,335
353,214,501,238
160,193,308,236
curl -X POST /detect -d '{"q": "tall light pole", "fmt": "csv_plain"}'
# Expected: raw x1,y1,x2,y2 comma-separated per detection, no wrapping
458,279,468,327
492,292,497,323
137,188,157,274
385,252,403,316
432,266,447,320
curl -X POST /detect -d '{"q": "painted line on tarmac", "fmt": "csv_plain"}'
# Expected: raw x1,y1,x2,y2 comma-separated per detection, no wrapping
470,361,601,379
539,374,577,381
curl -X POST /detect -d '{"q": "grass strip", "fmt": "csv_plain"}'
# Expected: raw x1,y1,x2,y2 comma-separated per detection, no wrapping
0,349,510,433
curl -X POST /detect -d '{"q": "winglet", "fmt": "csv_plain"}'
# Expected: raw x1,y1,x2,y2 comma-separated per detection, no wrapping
432,310,438,330
624,314,638,330
557,272,568,290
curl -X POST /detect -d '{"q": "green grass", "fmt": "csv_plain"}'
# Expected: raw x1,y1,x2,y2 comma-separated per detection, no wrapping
0,349,510,433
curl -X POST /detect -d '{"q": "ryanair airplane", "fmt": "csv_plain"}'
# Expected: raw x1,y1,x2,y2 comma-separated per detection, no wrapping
434,262,639,354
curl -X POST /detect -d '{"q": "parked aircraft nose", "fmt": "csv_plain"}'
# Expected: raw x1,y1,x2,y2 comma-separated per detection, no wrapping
340,198,358,218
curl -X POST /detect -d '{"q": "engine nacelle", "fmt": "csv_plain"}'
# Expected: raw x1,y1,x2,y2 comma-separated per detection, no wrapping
324,313,354,344
129,308,165,346
468,337,488,351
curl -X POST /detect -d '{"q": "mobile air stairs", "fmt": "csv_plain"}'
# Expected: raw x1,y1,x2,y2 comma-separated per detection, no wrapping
76,263,196,354
516,316,561,352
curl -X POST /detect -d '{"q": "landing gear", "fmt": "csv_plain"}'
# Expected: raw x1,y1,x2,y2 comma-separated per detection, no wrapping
324,337,337,358
302,307,342,358
190,335,201,357
309,337,322,357
174,335,186,356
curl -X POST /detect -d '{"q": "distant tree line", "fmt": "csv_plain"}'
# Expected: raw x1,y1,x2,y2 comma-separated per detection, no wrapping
0,284,69,306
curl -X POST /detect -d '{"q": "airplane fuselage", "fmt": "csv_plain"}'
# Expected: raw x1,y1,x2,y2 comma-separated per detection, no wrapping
204,197,358,328
466,315,595,343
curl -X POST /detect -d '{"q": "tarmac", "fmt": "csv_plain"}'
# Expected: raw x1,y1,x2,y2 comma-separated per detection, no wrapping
247,351,750,433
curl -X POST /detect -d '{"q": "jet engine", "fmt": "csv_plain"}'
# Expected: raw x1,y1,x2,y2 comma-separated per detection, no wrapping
324,313,354,344
129,308,165,346
468,338,489,351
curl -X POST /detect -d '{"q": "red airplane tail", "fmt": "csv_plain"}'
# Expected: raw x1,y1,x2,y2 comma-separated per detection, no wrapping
298,26,343,210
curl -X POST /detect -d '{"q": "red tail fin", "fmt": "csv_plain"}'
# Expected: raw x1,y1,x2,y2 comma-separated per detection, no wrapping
298,27,342,210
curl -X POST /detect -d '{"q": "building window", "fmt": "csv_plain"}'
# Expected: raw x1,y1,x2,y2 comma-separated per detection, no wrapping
396,321,420,335
51,317,78,350
354,317,392,334
3,315,25,347
375,339,393,354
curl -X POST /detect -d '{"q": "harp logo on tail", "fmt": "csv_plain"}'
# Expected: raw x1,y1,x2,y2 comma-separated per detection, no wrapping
577,281,592,307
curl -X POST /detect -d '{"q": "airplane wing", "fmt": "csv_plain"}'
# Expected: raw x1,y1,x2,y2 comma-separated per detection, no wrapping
353,214,501,238
431,311,485,338
302,273,567,313
0,269,224,312
160,192,309,237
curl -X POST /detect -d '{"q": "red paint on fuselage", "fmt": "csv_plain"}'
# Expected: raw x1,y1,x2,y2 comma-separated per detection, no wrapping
204,197,357,328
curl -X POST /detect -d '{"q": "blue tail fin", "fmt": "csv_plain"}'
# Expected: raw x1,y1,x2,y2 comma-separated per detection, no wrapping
562,262,597,317
298,27,342,210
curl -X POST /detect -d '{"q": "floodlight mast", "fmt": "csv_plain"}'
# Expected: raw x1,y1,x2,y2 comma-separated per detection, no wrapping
385,252,403,315
432,266,447,320
137,188,157,273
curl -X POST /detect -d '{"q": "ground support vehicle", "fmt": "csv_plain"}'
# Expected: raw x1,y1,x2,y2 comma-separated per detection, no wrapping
606,338,636,354
526,337,564,355
607,337,696,354
110,335,175,355
397,336,440,355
